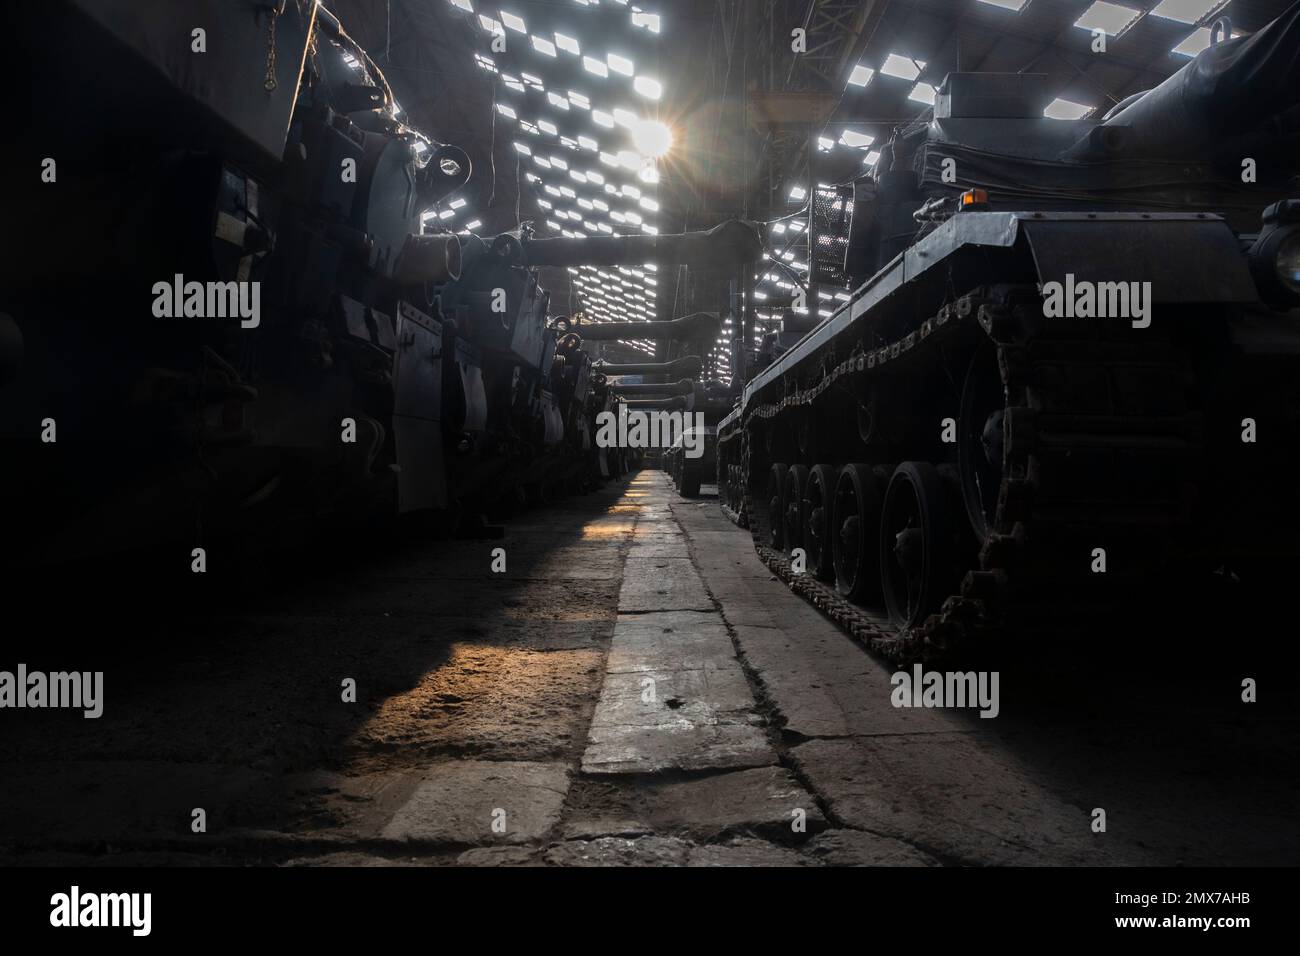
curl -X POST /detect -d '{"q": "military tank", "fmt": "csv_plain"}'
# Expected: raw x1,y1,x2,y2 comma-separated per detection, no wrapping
0,0,759,564
717,1,1300,661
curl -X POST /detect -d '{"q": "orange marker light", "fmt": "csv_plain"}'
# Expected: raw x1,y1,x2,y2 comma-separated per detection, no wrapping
960,188,989,209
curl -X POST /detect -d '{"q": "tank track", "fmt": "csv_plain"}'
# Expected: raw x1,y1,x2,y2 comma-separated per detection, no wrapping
721,286,1208,664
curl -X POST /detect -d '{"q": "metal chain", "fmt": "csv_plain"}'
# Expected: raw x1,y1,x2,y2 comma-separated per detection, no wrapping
264,9,278,92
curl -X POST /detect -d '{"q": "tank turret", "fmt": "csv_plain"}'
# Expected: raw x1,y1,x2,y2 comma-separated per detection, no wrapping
1082,3,1300,162
845,0,1300,285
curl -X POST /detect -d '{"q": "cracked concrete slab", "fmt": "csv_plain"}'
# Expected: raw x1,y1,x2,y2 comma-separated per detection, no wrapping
582,610,773,771
617,556,714,612
380,761,569,846
567,766,825,841
627,539,692,560
787,737,1133,866
688,838,811,866
605,612,736,673
803,829,942,866
544,835,692,866
582,672,773,774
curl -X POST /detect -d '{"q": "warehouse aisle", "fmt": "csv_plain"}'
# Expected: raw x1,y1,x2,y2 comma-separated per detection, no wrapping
3,469,1296,866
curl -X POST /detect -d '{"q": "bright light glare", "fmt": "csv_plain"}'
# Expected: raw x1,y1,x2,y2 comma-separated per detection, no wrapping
631,119,672,158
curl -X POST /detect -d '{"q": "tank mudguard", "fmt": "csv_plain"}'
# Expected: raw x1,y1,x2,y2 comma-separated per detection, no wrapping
1016,214,1257,304
742,211,1261,411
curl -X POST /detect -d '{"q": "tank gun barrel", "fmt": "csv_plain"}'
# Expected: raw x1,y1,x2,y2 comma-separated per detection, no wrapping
620,396,733,417
609,379,696,397
522,220,762,269
621,397,690,411
593,356,703,378
568,312,719,342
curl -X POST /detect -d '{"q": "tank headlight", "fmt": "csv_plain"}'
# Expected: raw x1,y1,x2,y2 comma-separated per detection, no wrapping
1248,201,1300,308
1276,230,1300,295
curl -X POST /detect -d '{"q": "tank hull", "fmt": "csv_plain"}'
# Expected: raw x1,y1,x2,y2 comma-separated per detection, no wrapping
719,212,1300,661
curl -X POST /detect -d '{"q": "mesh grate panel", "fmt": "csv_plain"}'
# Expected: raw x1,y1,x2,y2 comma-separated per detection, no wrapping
810,185,853,287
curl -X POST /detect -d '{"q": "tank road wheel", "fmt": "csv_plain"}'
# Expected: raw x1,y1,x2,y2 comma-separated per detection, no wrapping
804,464,837,581
832,463,884,603
880,462,954,629
782,464,810,556
959,343,1005,539
766,463,789,550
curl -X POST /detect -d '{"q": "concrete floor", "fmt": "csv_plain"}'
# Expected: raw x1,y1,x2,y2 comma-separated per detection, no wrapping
1,469,1296,866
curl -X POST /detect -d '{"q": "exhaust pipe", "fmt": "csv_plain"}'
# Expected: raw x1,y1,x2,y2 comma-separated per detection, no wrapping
394,233,462,283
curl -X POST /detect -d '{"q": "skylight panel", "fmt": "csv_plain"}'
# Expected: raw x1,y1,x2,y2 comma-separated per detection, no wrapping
880,53,924,81
1171,25,1242,56
1150,0,1226,24
847,64,874,87
1074,2,1142,38
909,83,937,105
1044,97,1092,119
